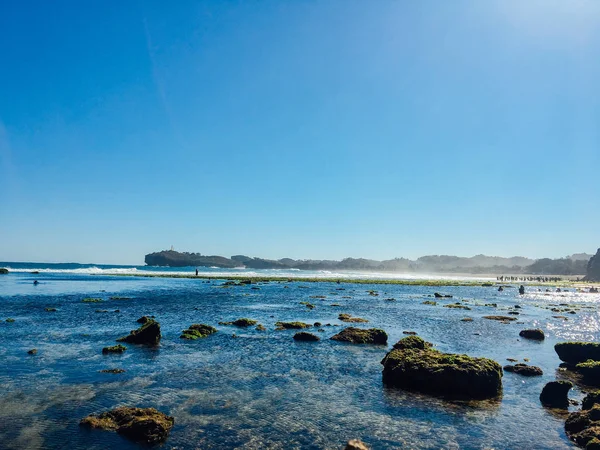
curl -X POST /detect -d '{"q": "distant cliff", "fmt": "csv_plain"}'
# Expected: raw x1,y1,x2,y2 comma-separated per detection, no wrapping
585,249,600,281
144,249,592,275
144,251,239,268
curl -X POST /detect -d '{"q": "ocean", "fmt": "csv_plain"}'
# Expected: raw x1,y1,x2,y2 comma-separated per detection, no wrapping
1,262,598,448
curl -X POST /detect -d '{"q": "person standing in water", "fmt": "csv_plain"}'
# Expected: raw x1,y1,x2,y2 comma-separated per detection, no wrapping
195,268,198,276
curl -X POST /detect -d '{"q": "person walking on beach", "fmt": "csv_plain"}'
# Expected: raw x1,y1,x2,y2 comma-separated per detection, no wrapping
195,268,199,276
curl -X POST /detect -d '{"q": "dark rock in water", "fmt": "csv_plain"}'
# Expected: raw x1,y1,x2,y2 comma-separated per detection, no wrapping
5,318,15,323
256,324,267,331
293,331,320,342
519,285,525,295
331,327,388,345
402,331,417,335
498,286,504,292
338,313,369,323
422,300,437,306
275,321,311,330
381,338,503,399
583,392,600,410
102,344,127,354
136,316,152,324
314,322,322,327
555,342,600,364
519,329,545,341
44,307,57,312
565,405,600,449
540,381,573,408
345,439,369,450
27,349,37,355
576,360,600,385
82,298,103,303
434,293,452,298
218,318,257,327
584,248,600,282
180,324,217,340
444,303,471,310
80,406,174,445
117,320,161,346
461,317,473,322
0,268,8,274
100,368,126,374
503,364,543,376
393,336,432,350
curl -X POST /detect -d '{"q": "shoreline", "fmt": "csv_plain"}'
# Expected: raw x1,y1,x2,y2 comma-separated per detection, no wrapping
97,272,598,287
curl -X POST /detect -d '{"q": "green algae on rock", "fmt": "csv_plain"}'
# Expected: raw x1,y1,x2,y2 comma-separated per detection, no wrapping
330,327,388,345
82,298,104,303
381,338,503,399
180,324,217,340
575,360,600,384
80,406,174,445
117,320,161,346
555,342,600,365
293,331,320,342
275,321,311,330
102,344,127,354
0,268,9,274
5,318,15,323
565,405,600,449
218,318,257,327
338,313,369,323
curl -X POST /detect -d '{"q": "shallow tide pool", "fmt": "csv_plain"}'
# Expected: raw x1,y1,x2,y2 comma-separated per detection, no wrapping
1,272,599,449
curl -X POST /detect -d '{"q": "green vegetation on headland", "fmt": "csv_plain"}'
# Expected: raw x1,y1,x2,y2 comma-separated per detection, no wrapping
144,249,595,275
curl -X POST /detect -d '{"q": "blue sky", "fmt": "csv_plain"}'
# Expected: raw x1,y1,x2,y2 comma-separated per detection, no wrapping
1,0,599,264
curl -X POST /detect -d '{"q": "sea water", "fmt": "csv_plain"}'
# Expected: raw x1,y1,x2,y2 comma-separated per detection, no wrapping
1,265,598,449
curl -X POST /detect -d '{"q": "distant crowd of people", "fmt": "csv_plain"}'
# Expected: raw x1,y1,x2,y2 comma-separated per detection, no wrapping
497,275,563,282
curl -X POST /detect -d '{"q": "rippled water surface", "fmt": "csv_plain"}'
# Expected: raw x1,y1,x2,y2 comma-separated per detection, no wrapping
1,271,599,449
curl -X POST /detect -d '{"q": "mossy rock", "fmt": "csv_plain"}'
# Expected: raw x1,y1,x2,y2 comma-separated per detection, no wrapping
393,336,432,350
275,321,311,330
0,268,9,274
102,344,127,354
218,318,257,327
576,360,600,384
27,349,37,355
44,307,57,312
293,331,320,342
565,405,600,449
117,320,161,346
519,329,545,340
503,364,543,377
256,324,267,331
80,406,174,445
136,316,153,324
330,327,387,345
555,342,600,365
100,368,126,374
583,392,600,410
5,318,15,323
381,340,503,399
422,300,437,306
540,380,573,408
180,324,217,340
443,303,471,310
82,298,104,303
338,314,369,323
483,316,517,322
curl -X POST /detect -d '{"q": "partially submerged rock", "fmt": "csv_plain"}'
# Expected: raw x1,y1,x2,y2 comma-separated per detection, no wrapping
136,316,152,324
582,392,600,410
180,324,217,340
0,268,9,274
331,327,387,345
338,313,369,323
256,324,267,331
540,381,573,408
345,439,369,450
27,349,37,355
381,338,503,399
80,406,174,445
565,405,600,449
100,368,126,374
44,307,57,312
444,303,471,310
575,360,600,384
218,318,257,327
102,344,127,354
483,316,517,322
519,329,545,341
82,298,104,303
275,321,311,330
117,320,161,346
555,342,600,365
503,364,543,376
293,332,320,342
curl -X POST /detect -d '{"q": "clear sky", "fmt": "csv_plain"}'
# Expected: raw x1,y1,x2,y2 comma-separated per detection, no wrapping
1,0,599,265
